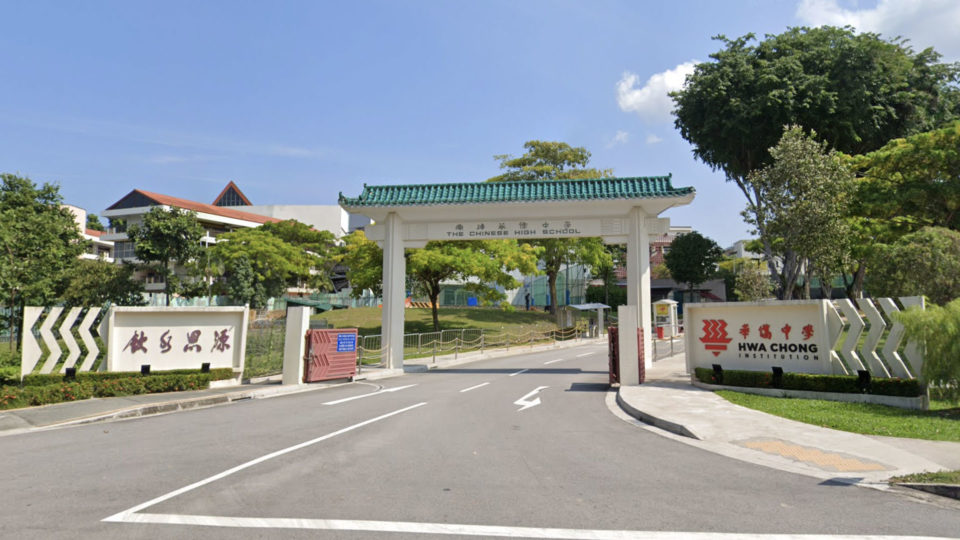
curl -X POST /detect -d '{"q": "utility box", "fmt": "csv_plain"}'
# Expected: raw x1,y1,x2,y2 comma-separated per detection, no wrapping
303,329,358,383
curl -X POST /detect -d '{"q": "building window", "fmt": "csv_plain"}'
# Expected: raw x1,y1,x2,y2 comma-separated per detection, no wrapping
114,241,136,260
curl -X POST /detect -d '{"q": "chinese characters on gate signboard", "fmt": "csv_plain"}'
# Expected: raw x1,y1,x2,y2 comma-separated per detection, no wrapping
429,220,594,240
685,301,833,376
106,307,248,372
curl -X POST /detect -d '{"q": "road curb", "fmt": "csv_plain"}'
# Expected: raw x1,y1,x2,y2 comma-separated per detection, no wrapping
896,483,960,501
615,388,700,440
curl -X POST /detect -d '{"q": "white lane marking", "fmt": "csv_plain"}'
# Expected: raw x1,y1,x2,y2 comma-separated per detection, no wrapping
543,358,565,365
460,382,490,393
508,369,528,377
108,514,933,539
514,386,548,412
103,402,427,523
575,352,592,358
322,384,417,405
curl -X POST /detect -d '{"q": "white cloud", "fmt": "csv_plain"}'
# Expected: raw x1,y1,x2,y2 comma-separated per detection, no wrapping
607,130,630,148
796,0,960,61
645,134,663,145
616,61,697,123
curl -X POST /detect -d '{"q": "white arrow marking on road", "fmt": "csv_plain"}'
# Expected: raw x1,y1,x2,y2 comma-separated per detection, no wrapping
514,386,548,412
323,384,417,405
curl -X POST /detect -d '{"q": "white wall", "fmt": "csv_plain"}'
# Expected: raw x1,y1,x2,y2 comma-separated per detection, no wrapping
235,205,350,237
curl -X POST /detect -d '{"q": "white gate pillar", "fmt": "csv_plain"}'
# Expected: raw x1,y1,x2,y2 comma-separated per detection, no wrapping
621,206,652,385
382,213,407,370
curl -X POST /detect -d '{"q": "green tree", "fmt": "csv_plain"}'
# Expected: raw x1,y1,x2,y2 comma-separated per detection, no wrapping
489,141,612,182
340,230,384,298
896,299,960,402
845,121,960,296
222,257,264,308
853,120,960,231
408,240,540,331
85,213,106,232
0,174,86,349
672,26,960,287
866,227,960,305
734,264,773,301
488,140,614,320
60,260,145,307
210,227,312,308
664,232,723,299
260,219,338,291
126,206,205,306
744,126,855,299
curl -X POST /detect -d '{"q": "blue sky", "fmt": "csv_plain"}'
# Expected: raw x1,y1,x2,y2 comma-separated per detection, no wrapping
2,0,958,247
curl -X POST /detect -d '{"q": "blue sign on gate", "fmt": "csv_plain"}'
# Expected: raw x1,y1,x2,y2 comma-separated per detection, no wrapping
336,333,357,353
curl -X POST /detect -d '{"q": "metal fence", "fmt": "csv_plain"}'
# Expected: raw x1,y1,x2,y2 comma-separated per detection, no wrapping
244,317,287,379
357,325,587,368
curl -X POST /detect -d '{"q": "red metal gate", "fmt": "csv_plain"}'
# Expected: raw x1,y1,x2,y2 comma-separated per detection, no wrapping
607,326,644,384
303,329,358,383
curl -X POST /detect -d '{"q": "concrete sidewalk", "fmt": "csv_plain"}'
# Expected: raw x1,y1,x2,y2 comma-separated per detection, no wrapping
617,352,960,487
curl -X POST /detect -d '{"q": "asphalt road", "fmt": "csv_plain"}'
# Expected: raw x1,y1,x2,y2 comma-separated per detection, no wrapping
1,342,959,539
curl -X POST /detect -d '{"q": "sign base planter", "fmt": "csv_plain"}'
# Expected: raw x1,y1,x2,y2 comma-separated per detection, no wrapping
691,379,929,410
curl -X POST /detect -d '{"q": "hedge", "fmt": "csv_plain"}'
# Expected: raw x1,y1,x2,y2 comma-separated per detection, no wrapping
20,367,235,387
693,367,924,397
0,371,233,410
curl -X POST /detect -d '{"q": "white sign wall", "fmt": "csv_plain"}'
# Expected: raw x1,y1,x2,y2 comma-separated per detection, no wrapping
685,301,836,375
105,306,248,372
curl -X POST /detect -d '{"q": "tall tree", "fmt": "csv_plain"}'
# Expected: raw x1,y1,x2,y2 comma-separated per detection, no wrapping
210,227,312,308
672,26,960,290
0,174,86,350
866,227,960,305
126,206,205,306
340,230,384,298
85,213,106,232
260,219,338,291
408,240,539,331
663,232,723,300
60,260,145,307
744,126,855,299
846,121,960,296
488,140,614,321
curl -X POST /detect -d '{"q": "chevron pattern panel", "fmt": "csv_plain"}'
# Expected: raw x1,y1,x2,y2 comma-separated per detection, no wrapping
827,297,924,380
21,307,105,378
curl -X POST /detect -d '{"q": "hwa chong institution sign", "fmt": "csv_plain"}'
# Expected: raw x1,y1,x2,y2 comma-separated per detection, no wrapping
685,301,835,375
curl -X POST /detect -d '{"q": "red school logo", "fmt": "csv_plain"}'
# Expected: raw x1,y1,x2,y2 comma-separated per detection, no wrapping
700,319,732,357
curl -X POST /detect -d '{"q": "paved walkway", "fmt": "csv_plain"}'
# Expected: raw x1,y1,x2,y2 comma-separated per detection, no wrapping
617,352,960,486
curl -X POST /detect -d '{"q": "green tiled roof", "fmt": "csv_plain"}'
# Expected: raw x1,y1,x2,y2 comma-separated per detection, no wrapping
339,176,693,207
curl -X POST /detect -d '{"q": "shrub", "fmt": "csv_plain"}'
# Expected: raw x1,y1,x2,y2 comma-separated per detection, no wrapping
694,367,924,397
0,369,236,410
896,298,960,403
21,367,235,387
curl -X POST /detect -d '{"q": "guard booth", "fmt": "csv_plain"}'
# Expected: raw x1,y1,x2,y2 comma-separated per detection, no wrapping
568,303,610,337
653,299,679,339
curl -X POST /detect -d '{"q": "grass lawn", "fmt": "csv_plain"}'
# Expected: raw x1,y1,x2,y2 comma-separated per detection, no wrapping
715,390,960,442
313,306,561,336
889,470,960,485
